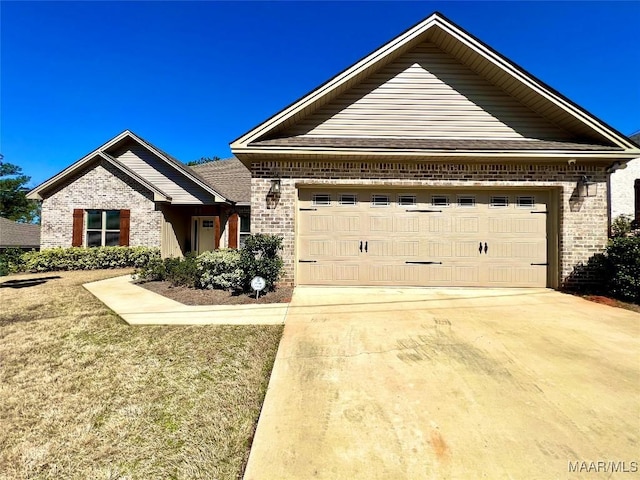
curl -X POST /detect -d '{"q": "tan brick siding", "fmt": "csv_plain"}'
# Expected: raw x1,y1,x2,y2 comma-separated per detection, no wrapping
41,160,162,248
250,160,609,287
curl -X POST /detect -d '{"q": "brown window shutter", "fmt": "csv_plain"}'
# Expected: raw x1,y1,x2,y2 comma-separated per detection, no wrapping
228,213,239,249
214,216,221,250
72,209,84,247
119,209,130,246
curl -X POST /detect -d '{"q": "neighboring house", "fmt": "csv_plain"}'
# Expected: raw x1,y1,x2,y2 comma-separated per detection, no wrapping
230,12,640,288
609,132,640,224
27,131,251,256
0,217,41,251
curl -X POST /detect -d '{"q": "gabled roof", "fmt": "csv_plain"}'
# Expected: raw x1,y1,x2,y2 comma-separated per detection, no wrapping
0,217,40,249
27,130,231,203
231,12,639,161
189,157,251,204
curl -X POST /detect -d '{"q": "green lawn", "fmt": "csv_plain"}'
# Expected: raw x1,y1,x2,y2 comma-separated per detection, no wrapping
0,269,282,480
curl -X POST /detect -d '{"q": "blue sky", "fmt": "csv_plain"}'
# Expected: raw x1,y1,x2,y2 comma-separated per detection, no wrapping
2,1,639,187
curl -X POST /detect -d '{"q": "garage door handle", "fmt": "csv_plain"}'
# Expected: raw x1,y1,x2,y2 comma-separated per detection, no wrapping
360,241,363,252
479,242,483,254
484,242,488,254
364,241,368,253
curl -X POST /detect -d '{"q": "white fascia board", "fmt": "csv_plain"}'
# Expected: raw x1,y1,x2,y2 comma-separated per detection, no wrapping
233,146,640,160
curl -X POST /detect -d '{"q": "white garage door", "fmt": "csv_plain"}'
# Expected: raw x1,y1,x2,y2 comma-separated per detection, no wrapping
297,188,549,287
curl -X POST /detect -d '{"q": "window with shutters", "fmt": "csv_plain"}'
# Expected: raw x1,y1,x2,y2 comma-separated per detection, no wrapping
86,210,120,247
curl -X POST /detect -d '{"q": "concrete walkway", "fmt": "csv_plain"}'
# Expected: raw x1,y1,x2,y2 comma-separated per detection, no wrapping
83,275,288,325
244,286,640,479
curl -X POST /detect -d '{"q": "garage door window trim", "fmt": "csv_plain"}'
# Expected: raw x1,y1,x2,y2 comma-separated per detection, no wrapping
490,196,510,208
371,194,391,207
431,195,451,207
339,194,358,205
517,196,535,208
398,194,417,206
457,195,476,208
312,194,332,206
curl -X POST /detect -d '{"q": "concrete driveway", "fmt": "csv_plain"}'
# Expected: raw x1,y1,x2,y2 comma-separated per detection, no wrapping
244,287,639,479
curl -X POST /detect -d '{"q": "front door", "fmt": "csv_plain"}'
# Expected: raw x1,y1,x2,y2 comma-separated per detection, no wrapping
193,216,217,254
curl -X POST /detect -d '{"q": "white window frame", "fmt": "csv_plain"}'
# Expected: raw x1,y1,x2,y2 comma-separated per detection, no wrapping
85,210,120,247
516,196,535,208
339,193,358,205
490,196,510,208
312,193,332,206
371,194,390,207
457,195,476,208
431,195,451,207
239,212,251,247
398,194,417,206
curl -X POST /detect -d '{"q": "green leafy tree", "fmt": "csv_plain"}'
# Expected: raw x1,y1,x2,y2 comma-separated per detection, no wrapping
0,156,40,223
186,156,221,166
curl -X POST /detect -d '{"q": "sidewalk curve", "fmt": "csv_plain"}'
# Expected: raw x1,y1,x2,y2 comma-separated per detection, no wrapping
83,275,288,325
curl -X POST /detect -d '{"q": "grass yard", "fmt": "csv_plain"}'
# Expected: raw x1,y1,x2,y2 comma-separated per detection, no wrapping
0,269,283,480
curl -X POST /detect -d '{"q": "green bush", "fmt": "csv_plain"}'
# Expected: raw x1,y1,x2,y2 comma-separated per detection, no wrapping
135,254,199,288
197,249,244,291
239,234,284,292
0,248,29,276
611,214,635,238
21,246,160,272
605,236,640,303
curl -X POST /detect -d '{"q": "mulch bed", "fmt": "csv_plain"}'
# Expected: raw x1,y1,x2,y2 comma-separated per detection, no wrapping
581,295,640,314
138,280,293,306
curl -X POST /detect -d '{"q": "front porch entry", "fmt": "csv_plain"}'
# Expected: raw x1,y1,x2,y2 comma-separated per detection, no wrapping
192,216,219,254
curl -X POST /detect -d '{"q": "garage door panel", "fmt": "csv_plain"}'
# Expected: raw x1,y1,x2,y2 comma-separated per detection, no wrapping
335,216,361,232
297,188,549,287
368,240,392,256
395,240,420,257
370,216,393,232
308,215,333,232
334,264,360,282
455,241,482,257
454,265,480,283
426,241,452,257
455,217,480,233
425,265,453,282
426,216,452,233
395,216,419,232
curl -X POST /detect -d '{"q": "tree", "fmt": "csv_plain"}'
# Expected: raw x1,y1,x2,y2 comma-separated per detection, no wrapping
0,156,40,223
186,156,221,166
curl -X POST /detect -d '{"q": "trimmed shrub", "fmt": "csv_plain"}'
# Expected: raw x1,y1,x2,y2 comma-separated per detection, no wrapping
135,254,199,287
197,249,244,291
21,246,160,272
0,248,29,276
605,236,640,303
239,234,284,291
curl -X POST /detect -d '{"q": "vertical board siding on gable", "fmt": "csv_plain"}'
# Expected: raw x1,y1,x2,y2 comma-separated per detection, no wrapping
115,145,213,204
281,42,573,141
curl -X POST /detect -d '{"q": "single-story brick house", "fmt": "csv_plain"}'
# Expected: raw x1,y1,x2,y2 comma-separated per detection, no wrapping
229,12,640,288
609,132,640,224
27,130,251,256
0,217,41,251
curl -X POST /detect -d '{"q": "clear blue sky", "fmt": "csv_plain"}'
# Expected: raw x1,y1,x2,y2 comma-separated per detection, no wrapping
2,1,639,187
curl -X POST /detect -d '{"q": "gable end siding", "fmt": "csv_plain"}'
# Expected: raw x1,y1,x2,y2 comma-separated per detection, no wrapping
113,144,215,204
279,42,574,142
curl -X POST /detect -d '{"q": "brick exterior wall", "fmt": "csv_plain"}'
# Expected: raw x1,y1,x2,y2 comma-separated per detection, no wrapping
41,160,162,248
250,160,609,288
610,157,639,219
